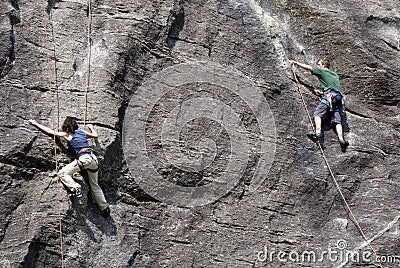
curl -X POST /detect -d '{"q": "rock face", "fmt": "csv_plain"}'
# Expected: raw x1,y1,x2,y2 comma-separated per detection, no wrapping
0,0,399,267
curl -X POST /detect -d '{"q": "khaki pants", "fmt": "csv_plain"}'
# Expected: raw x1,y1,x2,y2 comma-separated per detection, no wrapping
58,153,109,210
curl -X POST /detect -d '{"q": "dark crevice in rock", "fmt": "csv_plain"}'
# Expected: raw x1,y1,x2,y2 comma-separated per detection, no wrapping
167,1,185,49
327,196,336,215
381,38,400,51
345,108,372,119
127,250,139,267
0,218,11,244
46,0,60,14
1,124,18,129
23,137,37,155
21,227,63,268
92,122,118,132
22,240,46,268
27,86,51,93
366,15,400,24
116,99,129,134
9,0,20,26
0,1,20,79
260,206,296,216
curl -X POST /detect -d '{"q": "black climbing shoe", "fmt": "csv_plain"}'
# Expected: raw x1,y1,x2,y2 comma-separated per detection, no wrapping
100,206,110,218
74,188,83,198
339,140,349,153
71,188,83,206
307,132,321,143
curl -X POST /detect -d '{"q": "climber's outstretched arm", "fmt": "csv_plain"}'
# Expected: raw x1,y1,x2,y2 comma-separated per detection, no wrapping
28,119,67,138
290,60,313,71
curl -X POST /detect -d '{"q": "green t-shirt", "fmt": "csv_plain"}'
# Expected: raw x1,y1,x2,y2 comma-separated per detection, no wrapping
311,67,341,94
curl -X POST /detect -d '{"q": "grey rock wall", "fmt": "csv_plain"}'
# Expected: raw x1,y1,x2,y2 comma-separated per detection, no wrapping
0,0,399,267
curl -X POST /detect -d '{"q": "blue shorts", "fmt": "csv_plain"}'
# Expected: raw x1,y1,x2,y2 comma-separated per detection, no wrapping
314,101,341,124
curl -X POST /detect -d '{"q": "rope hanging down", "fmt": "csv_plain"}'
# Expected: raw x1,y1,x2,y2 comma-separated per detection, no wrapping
291,65,382,268
40,0,64,266
39,0,93,265
83,0,92,127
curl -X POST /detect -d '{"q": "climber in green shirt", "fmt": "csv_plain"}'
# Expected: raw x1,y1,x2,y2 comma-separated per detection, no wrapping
290,58,349,152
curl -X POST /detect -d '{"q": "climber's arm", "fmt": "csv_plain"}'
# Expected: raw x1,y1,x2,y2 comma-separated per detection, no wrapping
290,60,313,71
82,124,98,139
28,119,67,137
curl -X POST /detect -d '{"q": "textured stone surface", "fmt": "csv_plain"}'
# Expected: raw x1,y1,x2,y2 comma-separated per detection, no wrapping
0,0,399,267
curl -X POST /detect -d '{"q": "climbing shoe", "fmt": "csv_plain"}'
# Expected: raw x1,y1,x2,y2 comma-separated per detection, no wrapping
339,139,349,153
71,188,83,206
74,188,83,198
307,132,321,143
100,206,110,218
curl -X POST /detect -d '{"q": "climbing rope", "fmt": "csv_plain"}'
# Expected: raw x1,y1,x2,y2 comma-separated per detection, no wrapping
83,0,92,127
39,1,93,265
293,80,321,102
40,0,64,267
291,65,382,268
49,9,60,128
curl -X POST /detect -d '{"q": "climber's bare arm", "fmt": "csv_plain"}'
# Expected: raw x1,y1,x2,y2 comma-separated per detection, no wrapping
82,124,98,139
290,60,313,71
28,119,67,137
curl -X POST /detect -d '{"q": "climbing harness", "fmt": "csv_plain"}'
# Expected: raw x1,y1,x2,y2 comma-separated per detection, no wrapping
77,159,98,174
291,65,382,267
77,147,93,156
321,91,340,111
76,148,99,173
